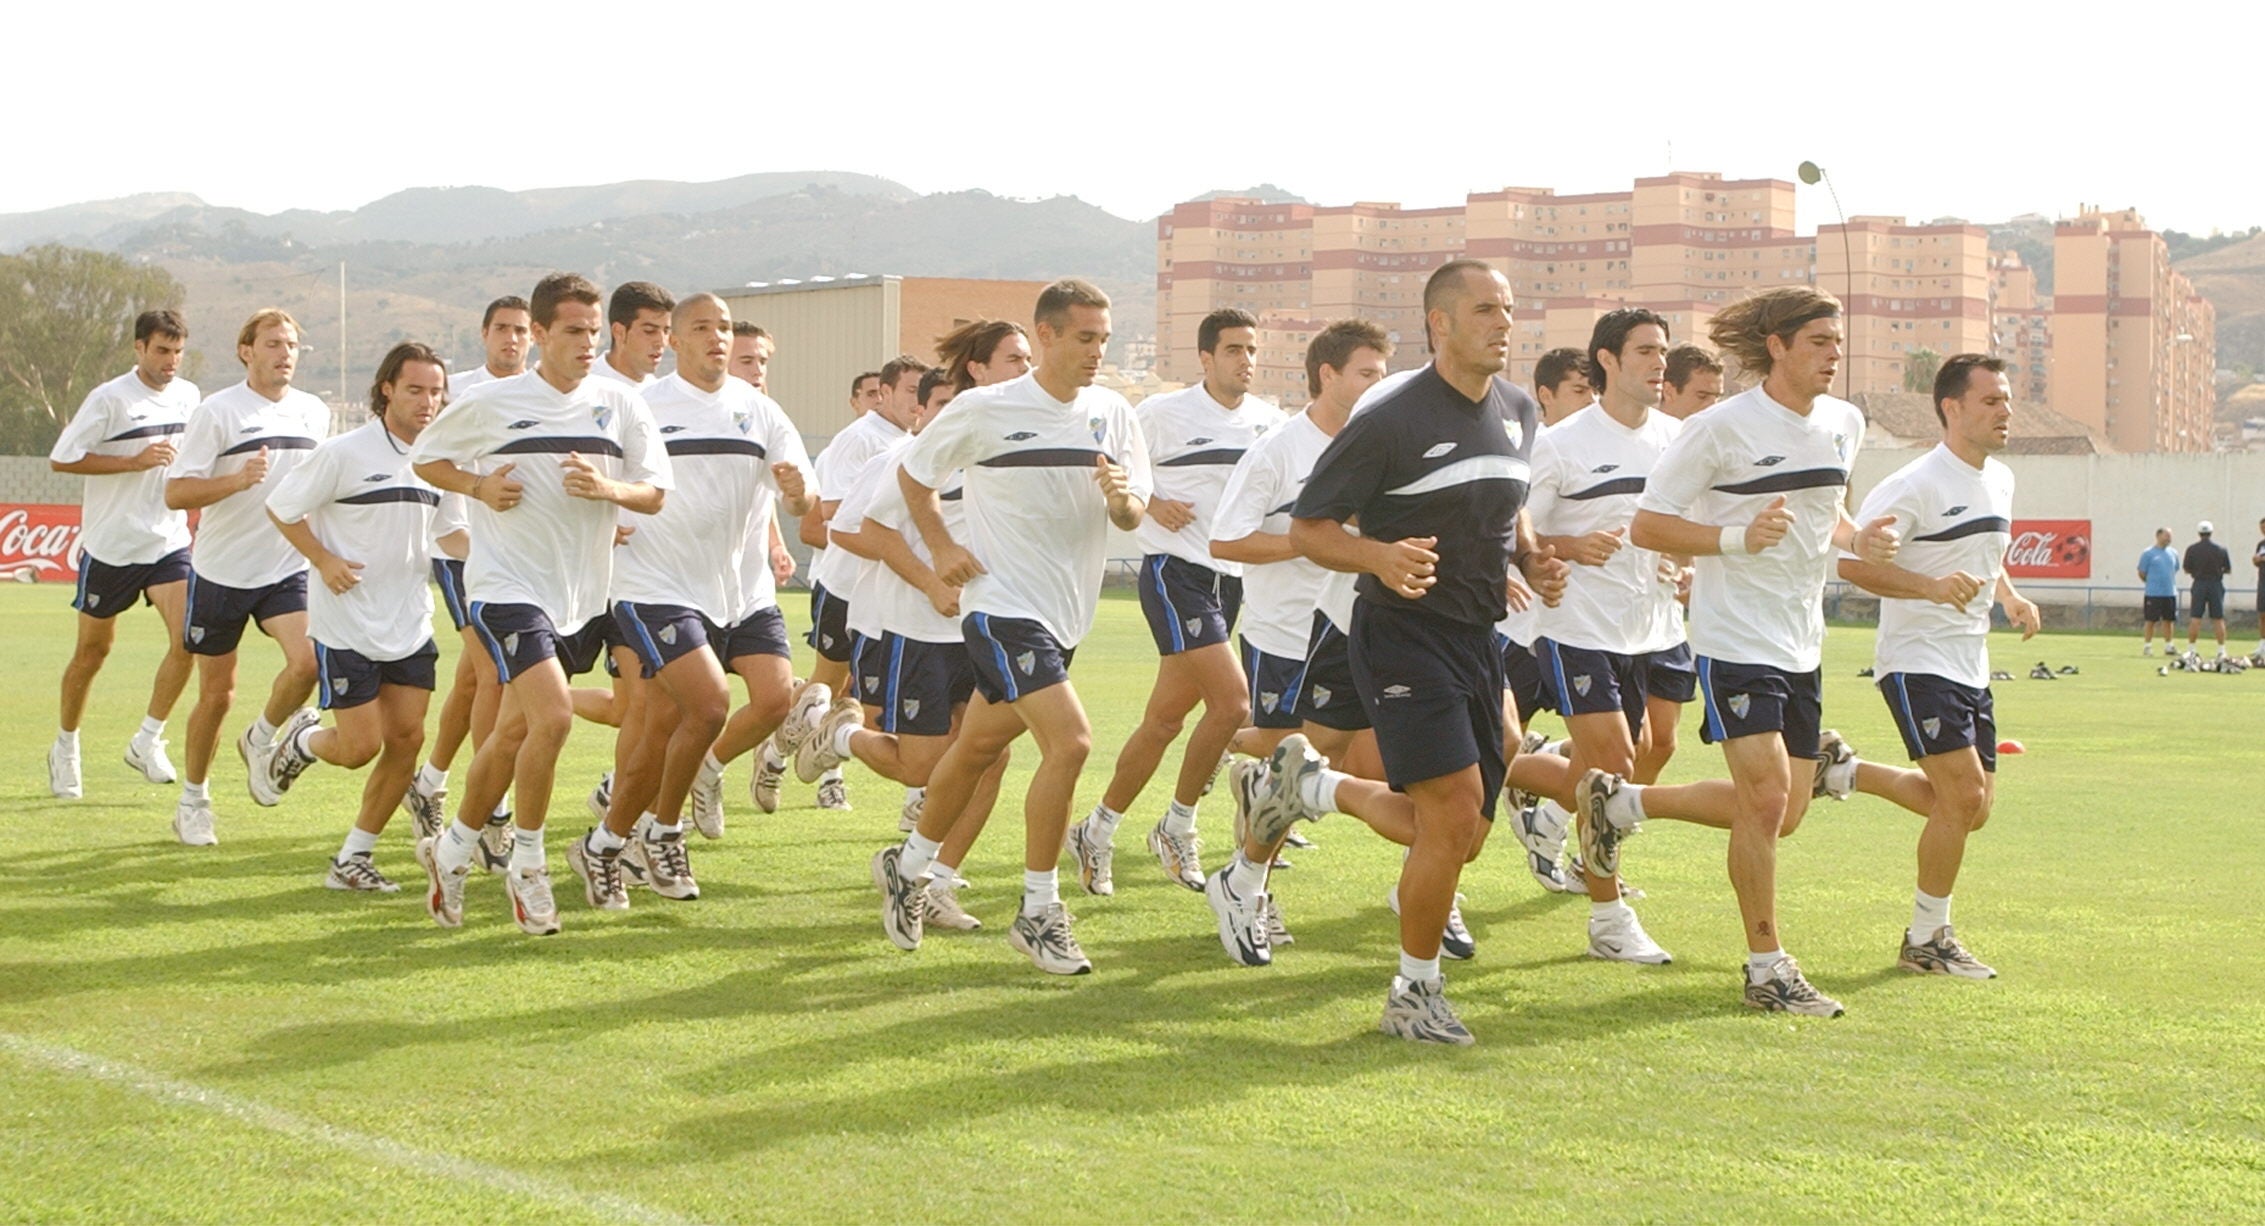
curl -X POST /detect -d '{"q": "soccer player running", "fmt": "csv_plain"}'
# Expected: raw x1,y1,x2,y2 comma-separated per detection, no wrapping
1523,309,1686,964
1587,286,1899,1017
1280,259,1565,1043
262,342,453,892
568,293,811,910
870,278,1150,974
162,309,330,845
1659,344,1725,420
47,310,200,800
1830,354,2039,978
448,296,531,396
408,273,670,936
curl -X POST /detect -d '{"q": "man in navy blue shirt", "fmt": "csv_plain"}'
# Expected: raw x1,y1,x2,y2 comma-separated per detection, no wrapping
1272,259,1566,1045
2183,521,2232,660
2136,528,2178,656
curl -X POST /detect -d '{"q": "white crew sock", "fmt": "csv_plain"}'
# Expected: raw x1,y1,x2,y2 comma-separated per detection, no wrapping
903,785,924,807
1021,868,1059,916
1398,951,1441,985
1543,738,1569,758
1299,768,1348,815
437,819,480,872
1086,803,1125,841
492,800,512,820
1746,948,1785,977
414,764,447,792
510,825,544,872
181,780,209,803
588,824,627,855
900,831,942,880
1621,784,1649,821
1591,897,1634,923
1536,798,1575,836
56,728,78,750
649,818,682,838
339,827,380,859
288,723,319,762
1162,799,1197,836
700,750,724,777
819,766,843,785
1910,889,1952,943
1226,851,1268,896
929,856,961,887
830,721,858,760
138,715,165,738
251,716,277,745
761,744,786,771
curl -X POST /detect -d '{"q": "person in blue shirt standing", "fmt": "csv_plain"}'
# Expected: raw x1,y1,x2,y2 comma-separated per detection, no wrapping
2136,528,2179,656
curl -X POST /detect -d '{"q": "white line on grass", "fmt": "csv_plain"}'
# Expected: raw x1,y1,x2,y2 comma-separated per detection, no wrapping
0,1033,692,1226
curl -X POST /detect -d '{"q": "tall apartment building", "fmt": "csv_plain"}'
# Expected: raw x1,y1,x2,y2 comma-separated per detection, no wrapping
1814,216,1993,396
2048,208,2217,453
1990,251,2053,407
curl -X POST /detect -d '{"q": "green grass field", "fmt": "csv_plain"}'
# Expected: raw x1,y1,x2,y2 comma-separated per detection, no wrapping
2,584,2261,1223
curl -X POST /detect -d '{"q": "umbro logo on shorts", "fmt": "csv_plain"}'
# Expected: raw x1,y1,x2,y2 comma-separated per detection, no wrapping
1727,693,1752,718
1260,691,1279,713
1016,650,1036,675
1005,431,1037,441
1592,463,1620,473
1573,674,1592,697
1922,716,1942,737
902,698,920,720
85,593,100,608
821,633,835,648
1382,684,1412,699
1310,685,1331,707
1754,455,1786,468
1421,442,1457,459
506,420,538,431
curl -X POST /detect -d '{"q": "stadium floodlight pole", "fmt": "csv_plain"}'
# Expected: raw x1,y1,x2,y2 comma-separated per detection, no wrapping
1798,161,1855,399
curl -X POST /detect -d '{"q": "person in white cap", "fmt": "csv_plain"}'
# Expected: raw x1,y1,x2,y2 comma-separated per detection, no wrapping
2182,520,2232,660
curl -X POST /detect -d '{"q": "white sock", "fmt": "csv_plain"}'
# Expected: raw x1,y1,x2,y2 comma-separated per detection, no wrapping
492,800,512,820
1622,784,1649,821
1537,798,1574,835
1591,897,1634,923
903,785,924,806
138,716,165,738
1021,868,1059,916
819,766,843,785
901,831,942,880
339,827,380,859
588,824,627,855
1747,948,1785,977
510,825,544,871
1162,799,1197,835
1086,803,1125,841
437,819,480,871
1299,768,1347,815
182,780,209,803
650,819,682,838
929,856,961,886
761,744,785,771
57,728,78,749
1910,889,1951,943
251,716,277,744
1398,951,1441,985
288,723,318,762
1543,738,1569,758
1227,851,1267,896
830,721,859,760
700,750,724,777
415,764,447,792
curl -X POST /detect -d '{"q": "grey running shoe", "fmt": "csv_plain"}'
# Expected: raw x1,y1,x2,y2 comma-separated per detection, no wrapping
1743,954,1844,1017
1068,817,1115,896
267,708,321,799
1263,895,1292,946
400,777,447,841
1250,734,1326,848
124,733,175,785
796,698,862,784
504,864,562,936
1576,769,1640,881
173,796,218,846
871,845,925,951
478,817,513,875
1379,975,1474,1046
48,735,82,799
1204,864,1272,967
566,832,630,912
1515,801,1577,894
1283,829,1314,850
1008,902,1092,975
1899,925,1996,979
816,775,851,810
325,851,400,894
414,836,464,928
1146,821,1205,891
898,790,923,834
586,772,613,823
923,880,981,931
1813,730,1857,800
689,763,725,839
631,827,699,901
1503,728,1551,812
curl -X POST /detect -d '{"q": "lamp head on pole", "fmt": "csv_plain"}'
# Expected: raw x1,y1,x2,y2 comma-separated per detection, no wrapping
1797,161,1823,186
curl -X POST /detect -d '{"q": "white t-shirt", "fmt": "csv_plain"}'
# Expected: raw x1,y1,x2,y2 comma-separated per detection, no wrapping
430,493,469,561
448,365,512,397
1528,404,1686,656
49,369,199,566
834,438,913,643
265,419,440,661
810,412,910,595
1638,385,1866,673
407,370,670,634
897,372,1151,647
1211,411,1334,660
1494,413,1554,649
863,460,973,645
171,381,331,589
1851,444,2015,690
611,373,809,624
724,382,814,620
1131,382,1284,574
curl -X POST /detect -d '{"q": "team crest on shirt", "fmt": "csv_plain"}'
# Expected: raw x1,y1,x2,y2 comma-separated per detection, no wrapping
592,403,615,431
1260,691,1279,714
1922,717,1942,738
902,698,921,721
658,624,677,645
1016,650,1036,675
1310,685,1331,707
1573,675,1592,697
735,408,754,435
1727,693,1751,719
1089,415,1106,444
1833,433,1849,462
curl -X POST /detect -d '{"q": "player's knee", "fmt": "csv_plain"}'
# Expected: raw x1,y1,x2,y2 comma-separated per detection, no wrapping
1944,780,1990,831
522,705,573,746
1145,711,1187,740
71,638,112,668
384,723,424,760
333,737,380,770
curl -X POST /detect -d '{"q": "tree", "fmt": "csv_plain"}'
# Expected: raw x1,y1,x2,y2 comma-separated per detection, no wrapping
0,245,184,455
1903,346,1943,394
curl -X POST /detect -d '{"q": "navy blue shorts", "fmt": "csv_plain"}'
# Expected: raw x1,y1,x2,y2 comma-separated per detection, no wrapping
1535,638,1649,738
1350,601,1506,819
807,582,854,663
611,601,712,679
721,605,791,663
74,546,189,620
2191,583,2226,621
1696,657,1823,760
1879,672,1997,772
1241,636,1308,731
2143,595,2177,622
963,613,1076,704
858,632,977,736
431,558,471,631
1497,635,1555,725
1136,554,1241,655
1294,612,1368,731
468,602,576,684
553,613,623,680
185,570,308,657
1643,641,1699,704
316,639,438,710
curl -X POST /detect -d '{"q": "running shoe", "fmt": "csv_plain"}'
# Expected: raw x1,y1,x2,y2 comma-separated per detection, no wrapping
1007,902,1092,975
1587,907,1672,964
566,832,630,911
1898,925,1996,979
871,845,925,951
414,835,464,927
1068,817,1115,896
325,852,400,894
48,735,82,799
1743,954,1844,1017
1146,821,1205,891
1379,975,1473,1046
173,796,217,846
1203,864,1272,967
504,864,562,936
124,733,175,785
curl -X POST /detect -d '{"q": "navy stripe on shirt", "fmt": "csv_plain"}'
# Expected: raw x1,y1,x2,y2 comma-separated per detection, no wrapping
1157,448,1248,468
336,488,442,507
663,437,768,459
220,435,317,457
492,435,627,459
1711,467,1848,496
1563,476,1648,501
106,423,187,443
1911,516,2011,544
977,447,1104,469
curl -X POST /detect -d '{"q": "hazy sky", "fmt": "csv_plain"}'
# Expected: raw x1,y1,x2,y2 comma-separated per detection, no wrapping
11,0,2260,235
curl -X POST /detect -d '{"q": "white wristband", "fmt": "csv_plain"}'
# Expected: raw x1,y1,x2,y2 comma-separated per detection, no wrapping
1719,524,1750,556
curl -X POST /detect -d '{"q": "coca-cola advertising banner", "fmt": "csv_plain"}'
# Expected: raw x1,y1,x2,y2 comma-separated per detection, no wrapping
2006,519,2091,579
0,505,83,580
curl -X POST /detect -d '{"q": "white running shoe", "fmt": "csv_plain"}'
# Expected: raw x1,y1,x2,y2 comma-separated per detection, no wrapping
690,763,725,839
399,777,448,841
923,880,982,931
1250,734,1326,847
1263,895,1292,946
1744,954,1844,1017
750,751,784,814
871,845,925,950
898,791,923,834
1514,800,1577,894
124,734,175,785
586,772,613,823
1203,865,1272,967
1576,769,1640,880
172,796,218,846
795,699,862,784
770,683,832,766
1146,821,1205,891
816,775,851,810
1812,730,1858,800
1379,975,1473,1045
1587,907,1672,964
630,827,699,900
48,735,82,799
1068,817,1115,896
1008,902,1092,975
2141,643,2154,656
1503,728,1551,812
240,723,282,807
504,864,562,936
414,836,464,928
325,852,400,893
566,832,630,911
265,708,321,800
